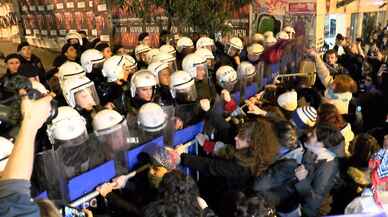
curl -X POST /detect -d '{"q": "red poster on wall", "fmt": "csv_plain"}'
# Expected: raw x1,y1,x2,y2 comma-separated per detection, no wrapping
289,2,316,14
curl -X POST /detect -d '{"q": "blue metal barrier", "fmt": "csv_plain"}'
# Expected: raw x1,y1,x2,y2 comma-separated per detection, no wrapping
68,160,116,201
36,83,261,202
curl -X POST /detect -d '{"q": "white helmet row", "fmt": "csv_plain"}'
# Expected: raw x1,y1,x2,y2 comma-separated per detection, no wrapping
137,103,167,132
93,109,137,147
264,34,277,47
65,31,83,46
58,61,86,84
247,43,264,56
159,44,176,55
195,48,214,60
170,70,197,102
80,49,105,73
171,70,195,91
61,76,100,108
102,55,137,82
252,33,264,43
135,44,151,61
182,53,207,78
47,106,88,147
176,36,194,53
146,48,160,64
238,61,256,79
229,37,244,51
196,37,215,50
264,31,274,39
130,69,158,98
148,61,170,83
0,137,14,172
153,51,175,63
153,52,177,72
276,31,290,40
216,65,238,91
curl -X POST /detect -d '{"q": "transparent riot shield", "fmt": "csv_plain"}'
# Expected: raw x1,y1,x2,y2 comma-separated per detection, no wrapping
161,105,176,148
95,117,139,175
32,135,106,203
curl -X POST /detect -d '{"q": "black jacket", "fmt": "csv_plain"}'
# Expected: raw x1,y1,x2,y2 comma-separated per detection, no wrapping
253,153,339,216
181,153,252,192
19,54,48,88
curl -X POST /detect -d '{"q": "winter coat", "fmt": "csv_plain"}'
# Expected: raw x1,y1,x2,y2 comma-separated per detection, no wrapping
253,148,340,217
180,153,252,192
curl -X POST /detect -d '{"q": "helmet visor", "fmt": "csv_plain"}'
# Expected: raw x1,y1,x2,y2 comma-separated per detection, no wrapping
73,84,100,109
95,118,137,156
195,63,208,80
175,82,197,103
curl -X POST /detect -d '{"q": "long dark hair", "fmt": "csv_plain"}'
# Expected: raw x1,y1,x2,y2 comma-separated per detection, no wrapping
234,118,280,176
349,133,380,168
144,171,202,217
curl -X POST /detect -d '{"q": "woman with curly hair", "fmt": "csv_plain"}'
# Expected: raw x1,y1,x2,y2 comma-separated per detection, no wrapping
144,170,217,217
176,118,280,192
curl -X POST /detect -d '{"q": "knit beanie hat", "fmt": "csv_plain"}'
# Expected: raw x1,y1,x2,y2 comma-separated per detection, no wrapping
277,90,297,111
17,42,30,52
4,53,21,63
148,146,180,170
291,106,317,129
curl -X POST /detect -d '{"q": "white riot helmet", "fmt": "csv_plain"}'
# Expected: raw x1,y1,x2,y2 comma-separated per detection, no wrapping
58,62,86,84
153,52,177,72
176,36,194,53
148,61,170,84
283,26,296,39
182,53,208,79
225,37,243,56
61,76,100,109
137,103,168,132
170,70,197,102
65,32,83,46
159,44,176,56
238,61,256,82
80,49,105,73
252,33,264,44
93,109,137,151
130,69,157,98
216,65,238,91
247,43,264,62
195,48,214,60
196,37,215,51
146,48,160,64
264,35,277,48
0,137,14,172
46,106,88,147
195,48,215,70
276,31,290,40
135,44,151,61
102,55,137,82
264,31,274,39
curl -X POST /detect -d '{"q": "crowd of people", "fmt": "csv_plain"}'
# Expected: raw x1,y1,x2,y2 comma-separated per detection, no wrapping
0,24,387,217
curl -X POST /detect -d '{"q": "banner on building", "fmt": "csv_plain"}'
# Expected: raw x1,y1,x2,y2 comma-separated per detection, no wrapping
289,2,317,14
